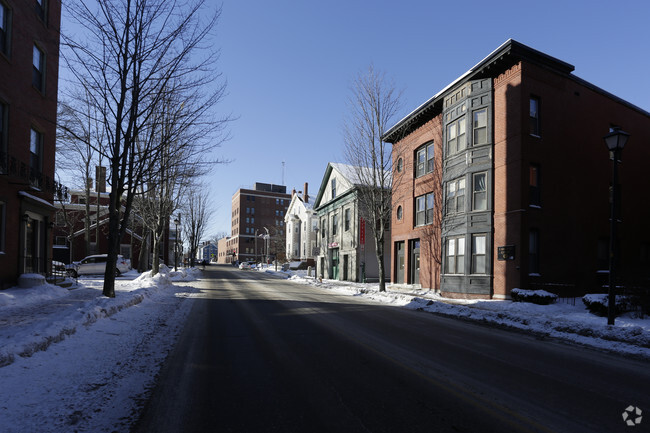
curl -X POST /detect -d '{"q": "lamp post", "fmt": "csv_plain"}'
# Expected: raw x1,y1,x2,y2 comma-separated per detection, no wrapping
604,127,629,326
174,213,181,272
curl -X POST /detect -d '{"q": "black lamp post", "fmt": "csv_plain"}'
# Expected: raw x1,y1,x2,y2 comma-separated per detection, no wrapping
174,214,181,272
604,127,629,326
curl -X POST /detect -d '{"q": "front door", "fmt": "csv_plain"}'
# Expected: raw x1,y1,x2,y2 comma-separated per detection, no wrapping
23,214,44,274
410,240,420,285
330,248,339,280
395,241,405,283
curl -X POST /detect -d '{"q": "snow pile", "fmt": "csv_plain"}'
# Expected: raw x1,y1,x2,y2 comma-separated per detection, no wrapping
0,282,71,307
0,269,199,433
283,271,650,358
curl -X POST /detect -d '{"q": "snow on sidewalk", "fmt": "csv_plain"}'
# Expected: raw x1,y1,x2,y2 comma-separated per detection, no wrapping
0,266,202,433
279,270,650,359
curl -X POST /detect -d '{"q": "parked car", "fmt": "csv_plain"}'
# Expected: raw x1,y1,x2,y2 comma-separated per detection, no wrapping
66,254,131,278
238,262,251,270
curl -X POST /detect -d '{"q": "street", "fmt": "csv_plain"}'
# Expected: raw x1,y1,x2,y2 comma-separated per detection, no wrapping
132,265,650,433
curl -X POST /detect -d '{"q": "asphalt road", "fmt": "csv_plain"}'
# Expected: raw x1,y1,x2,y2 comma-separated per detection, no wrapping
131,265,650,433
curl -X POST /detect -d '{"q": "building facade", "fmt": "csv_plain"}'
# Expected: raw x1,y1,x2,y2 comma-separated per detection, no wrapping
197,241,218,263
0,0,62,288
227,182,291,264
314,163,390,283
385,39,650,299
284,183,317,262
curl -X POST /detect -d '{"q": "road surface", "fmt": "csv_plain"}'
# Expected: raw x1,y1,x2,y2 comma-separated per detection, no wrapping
132,265,650,432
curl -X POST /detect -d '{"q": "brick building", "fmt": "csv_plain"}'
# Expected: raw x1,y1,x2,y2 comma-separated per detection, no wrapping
0,0,62,288
226,183,291,264
384,39,650,299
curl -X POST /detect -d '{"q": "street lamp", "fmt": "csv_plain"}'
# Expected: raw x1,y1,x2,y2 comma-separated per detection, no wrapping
174,213,181,272
604,127,629,326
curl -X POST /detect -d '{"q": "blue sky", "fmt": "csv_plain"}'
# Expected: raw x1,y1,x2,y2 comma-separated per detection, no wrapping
60,0,650,238
205,0,650,236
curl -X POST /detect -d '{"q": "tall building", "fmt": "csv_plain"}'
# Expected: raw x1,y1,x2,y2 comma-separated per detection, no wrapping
226,183,291,264
385,39,650,299
0,0,62,288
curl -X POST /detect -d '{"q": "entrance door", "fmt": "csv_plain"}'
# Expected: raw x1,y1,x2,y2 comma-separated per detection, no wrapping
395,241,405,283
343,255,349,281
410,240,420,285
330,248,339,280
23,214,44,274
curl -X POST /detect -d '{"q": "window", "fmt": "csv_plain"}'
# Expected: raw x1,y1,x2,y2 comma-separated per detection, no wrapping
473,109,487,145
396,206,403,221
246,207,250,214
0,200,5,252
446,237,465,274
35,0,46,22
415,192,434,226
29,128,42,187
529,164,541,206
331,178,336,199
396,158,403,173
332,214,338,236
0,2,10,56
529,229,539,275
0,102,6,174
472,172,487,211
446,177,466,214
415,142,435,177
471,234,487,274
32,44,45,92
530,97,540,136
344,208,350,231
446,117,466,155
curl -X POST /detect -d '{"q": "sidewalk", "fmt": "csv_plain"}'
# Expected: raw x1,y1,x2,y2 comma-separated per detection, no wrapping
0,267,201,368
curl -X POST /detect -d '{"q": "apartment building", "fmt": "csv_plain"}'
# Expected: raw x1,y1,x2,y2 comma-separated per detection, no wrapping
384,39,650,299
226,183,291,264
0,0,61,288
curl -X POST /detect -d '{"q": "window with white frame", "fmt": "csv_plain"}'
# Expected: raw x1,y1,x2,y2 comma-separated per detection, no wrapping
446,177,466,214
415,192,434,226
331,178,336,199
445,236,465,274
472,172,487,211
344,208,350,231
446,117,466,155
471,234,487,274
332,213,338,236
415,142,435,178
473,108,487,145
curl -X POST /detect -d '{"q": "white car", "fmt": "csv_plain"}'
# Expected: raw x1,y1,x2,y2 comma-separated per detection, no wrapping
67,254,131,278
238,262,251,270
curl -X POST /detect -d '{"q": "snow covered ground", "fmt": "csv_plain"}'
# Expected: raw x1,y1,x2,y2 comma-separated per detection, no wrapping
1,264,649,432
0,266,202,433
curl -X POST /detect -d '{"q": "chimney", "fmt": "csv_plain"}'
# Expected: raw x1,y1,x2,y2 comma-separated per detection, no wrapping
303,182,309,203
292,188,296,197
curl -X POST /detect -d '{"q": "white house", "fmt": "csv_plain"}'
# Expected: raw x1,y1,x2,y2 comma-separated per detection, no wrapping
313,163,390,283
284,184,317,262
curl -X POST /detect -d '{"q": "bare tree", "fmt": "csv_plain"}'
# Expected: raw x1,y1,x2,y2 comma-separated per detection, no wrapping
343,66,402,292
62,0,229,296
184,187,211,267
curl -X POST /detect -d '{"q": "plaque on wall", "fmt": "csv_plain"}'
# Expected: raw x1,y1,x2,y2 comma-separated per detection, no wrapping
498,245,515,261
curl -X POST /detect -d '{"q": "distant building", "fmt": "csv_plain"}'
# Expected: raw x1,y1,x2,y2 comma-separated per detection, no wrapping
313,163,390,282
216,236,230,264
52,189,151,270
197,241,218,263
227,183,291,264
0,0,62,288
384,39,650,299
284,183,317,263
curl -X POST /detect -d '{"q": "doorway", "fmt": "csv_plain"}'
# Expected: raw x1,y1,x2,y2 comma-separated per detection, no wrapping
410,239,420,285
395,241,405,284
330,248,339,280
